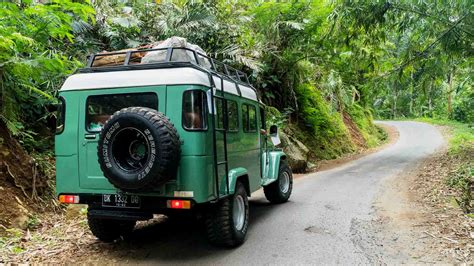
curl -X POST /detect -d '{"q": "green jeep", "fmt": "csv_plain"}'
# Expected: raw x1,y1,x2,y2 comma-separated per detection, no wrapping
55,47,293,247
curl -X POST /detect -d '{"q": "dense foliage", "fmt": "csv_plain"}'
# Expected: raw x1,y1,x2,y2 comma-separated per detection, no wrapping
0,1,94,149
0,0,472,158
335,1,473,121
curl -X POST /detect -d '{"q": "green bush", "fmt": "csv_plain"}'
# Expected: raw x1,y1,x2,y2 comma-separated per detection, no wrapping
265,106,293,130
453,86,474,125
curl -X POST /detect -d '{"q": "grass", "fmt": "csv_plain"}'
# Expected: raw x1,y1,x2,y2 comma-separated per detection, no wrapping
415,118,474,154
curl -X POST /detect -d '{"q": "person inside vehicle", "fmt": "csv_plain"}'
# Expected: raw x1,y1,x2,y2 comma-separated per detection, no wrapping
184,104,204,129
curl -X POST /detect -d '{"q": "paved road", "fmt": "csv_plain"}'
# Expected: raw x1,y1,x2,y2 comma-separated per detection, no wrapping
106,121,444,264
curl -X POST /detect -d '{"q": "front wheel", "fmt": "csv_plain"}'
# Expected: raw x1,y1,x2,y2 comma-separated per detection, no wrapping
264,161,293,203
205,181,249,247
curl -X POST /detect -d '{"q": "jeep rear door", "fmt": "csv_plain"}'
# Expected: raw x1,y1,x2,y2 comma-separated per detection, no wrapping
77,87,165,190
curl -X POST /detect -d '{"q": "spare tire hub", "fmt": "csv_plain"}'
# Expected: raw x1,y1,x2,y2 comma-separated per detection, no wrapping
111,127,150,172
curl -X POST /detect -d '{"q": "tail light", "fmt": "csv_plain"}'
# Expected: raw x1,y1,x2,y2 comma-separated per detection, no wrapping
167,200,191,209
59,195,79,204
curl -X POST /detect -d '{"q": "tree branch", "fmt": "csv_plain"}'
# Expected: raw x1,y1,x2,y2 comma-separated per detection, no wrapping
379,13,469,78
390,4,474,37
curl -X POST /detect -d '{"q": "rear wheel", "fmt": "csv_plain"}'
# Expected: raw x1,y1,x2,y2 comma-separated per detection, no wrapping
205,182,249,247
87,214,136,242
264,161,293,203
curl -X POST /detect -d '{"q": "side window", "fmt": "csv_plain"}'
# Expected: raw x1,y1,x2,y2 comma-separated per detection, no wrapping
228,100,238,132
214,99,238,132
56,96,65,134
248,105,256,131
242,104,249,132
259,106,265,129
215,98,224,130
183,90,207,130
86,92,157,132
242,103,257,132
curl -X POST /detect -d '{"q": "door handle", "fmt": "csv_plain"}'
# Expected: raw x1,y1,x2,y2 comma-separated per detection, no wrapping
84,134,97,140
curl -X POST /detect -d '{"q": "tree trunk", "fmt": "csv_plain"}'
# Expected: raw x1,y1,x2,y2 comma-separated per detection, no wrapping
428,86,433,117
447,68,455,118
392,81,397,119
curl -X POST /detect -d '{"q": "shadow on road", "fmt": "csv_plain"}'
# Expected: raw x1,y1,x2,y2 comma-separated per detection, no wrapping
93,197,280,262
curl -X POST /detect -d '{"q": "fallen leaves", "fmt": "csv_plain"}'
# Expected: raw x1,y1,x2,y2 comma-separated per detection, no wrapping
409,147,473,262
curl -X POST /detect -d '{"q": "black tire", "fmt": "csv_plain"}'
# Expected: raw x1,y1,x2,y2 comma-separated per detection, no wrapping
264,161,293,204
205,182,249,247
87,214,136,242
97,107,180,191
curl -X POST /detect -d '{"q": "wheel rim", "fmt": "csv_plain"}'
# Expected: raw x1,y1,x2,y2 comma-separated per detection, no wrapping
233,195,245,231
110,127,150,172
279,171,290,194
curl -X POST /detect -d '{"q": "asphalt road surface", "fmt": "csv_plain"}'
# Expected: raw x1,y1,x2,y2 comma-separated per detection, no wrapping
105,121,444,264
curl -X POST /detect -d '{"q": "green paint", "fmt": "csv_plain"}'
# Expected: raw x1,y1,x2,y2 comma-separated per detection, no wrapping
56,84,287,204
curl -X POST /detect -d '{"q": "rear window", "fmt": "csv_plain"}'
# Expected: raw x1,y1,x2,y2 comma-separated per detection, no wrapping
86,92,158,132
183,90,207,130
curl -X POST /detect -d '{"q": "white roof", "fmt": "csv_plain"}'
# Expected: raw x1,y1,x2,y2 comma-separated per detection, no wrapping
60,67,258,101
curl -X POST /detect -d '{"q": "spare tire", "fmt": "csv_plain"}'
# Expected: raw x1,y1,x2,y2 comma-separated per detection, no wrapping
97,107,180,191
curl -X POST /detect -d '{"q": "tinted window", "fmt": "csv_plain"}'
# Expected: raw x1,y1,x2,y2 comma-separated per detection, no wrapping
183,90,207,130
242,104,257,132
86,92,158,132
248,105,256,131
242,104,249,131
228,100,238,132
56,96,65,134
215,98,224,130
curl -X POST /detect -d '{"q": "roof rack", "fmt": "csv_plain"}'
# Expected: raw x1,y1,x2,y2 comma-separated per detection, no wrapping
80,47,253,88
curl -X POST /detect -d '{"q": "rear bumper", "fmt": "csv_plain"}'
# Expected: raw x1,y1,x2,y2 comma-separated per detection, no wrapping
62,193,198,219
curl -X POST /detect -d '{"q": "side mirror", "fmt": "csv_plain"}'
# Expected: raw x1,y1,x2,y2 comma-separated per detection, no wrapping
269,125,277,135
269,125,281,146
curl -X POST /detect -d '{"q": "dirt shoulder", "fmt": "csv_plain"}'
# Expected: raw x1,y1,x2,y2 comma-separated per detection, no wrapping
374,126,473,263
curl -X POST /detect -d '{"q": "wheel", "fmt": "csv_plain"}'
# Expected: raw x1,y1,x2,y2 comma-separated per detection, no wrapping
264,161,293,203
205,182,249,247
97,107,180,191
87,214,136,242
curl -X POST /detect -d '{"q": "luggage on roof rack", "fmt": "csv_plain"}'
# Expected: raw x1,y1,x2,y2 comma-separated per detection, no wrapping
82,46,251,86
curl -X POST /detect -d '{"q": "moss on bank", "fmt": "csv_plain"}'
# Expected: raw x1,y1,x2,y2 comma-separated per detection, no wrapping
267,83,386,164
346,104,387,148
295,83,355,159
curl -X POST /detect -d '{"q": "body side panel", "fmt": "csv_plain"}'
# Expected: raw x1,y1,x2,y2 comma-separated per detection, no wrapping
261,150,287,186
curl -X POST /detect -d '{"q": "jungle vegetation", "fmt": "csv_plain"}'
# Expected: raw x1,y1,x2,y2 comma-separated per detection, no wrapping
0,0,472,159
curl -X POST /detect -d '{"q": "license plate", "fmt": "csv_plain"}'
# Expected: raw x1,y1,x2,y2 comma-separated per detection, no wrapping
102,194,140,208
